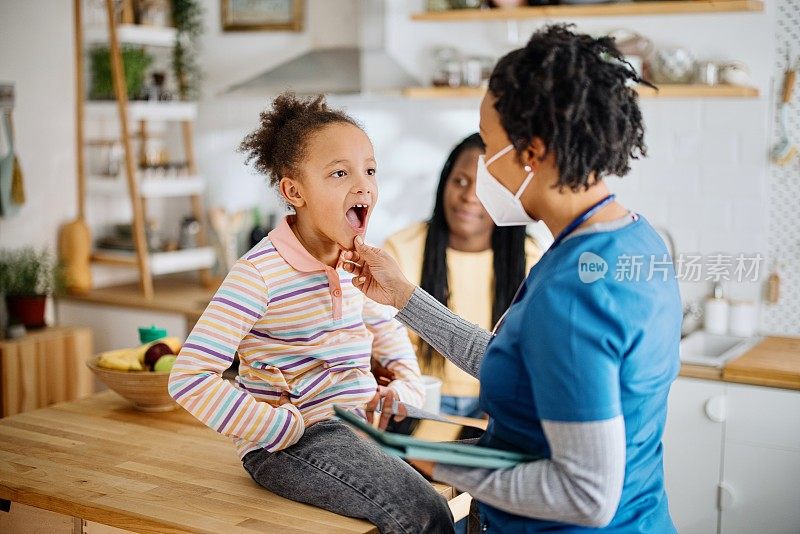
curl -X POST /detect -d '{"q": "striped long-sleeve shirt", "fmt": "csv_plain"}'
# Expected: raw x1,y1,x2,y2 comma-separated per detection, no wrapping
168,216,424,459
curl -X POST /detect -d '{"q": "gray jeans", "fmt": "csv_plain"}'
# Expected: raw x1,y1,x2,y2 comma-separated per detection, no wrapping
242,418,455,534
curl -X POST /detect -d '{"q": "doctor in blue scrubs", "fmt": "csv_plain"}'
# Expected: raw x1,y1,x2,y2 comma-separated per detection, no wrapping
343,25,682,533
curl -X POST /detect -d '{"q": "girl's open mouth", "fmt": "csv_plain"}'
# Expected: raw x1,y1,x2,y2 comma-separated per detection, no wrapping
345,203,369,232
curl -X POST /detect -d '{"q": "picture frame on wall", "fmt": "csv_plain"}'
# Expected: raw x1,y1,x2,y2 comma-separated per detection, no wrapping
221,0,304,32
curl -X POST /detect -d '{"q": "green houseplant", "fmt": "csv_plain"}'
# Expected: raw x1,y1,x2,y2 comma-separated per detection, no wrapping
0,248,64,328
89,46,154,100
171,0,204,100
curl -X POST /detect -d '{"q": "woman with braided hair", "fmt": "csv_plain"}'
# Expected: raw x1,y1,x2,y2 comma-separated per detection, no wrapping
343,25,680,532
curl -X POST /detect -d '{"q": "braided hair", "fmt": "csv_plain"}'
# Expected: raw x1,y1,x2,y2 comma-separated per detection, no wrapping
418,133,527,373
488,24,653,191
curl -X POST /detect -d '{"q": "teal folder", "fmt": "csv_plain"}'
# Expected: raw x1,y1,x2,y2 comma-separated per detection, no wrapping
333,405,538,469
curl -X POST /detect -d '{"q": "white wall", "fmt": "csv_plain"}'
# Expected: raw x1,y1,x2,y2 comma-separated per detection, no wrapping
1,0,794,335
0,0,147,287
196,0,777,314
763,0,800,335
0,0,77,250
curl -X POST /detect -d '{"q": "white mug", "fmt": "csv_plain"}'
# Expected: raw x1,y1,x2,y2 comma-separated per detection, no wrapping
729,300,757,337
421,375,442,415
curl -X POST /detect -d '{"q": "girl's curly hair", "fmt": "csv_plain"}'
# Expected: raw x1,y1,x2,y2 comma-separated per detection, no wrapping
488,24,654,191
239,92,360,186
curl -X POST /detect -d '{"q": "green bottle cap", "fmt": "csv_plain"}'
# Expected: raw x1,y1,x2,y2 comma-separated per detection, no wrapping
138,325,168,344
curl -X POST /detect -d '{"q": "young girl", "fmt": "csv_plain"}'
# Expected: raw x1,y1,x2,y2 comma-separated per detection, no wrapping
168,93,454,533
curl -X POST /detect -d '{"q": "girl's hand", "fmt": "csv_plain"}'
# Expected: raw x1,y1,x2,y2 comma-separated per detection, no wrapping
365,385,407,430
370,357,396,387
341,236,416,310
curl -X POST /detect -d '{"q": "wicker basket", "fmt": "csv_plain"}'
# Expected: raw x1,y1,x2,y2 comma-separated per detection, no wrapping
86,356,177,412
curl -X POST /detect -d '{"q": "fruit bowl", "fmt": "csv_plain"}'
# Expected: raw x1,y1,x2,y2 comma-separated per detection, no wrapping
87,355,177,412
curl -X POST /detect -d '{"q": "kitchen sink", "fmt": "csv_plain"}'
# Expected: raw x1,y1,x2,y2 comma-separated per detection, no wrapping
679,330,761,367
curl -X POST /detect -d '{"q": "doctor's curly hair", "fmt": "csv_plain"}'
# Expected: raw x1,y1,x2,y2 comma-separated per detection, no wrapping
488,24,653,191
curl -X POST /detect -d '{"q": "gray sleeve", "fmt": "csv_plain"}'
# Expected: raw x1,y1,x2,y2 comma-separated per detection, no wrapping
395,287,491,379
432,416,626,528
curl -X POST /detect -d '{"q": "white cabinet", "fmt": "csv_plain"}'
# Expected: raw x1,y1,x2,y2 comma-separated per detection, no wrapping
719,384,800,534
664,378,800,534
663,377,726,534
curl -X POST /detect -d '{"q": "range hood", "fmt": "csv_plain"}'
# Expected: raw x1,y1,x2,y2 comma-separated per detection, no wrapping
224,1,418,96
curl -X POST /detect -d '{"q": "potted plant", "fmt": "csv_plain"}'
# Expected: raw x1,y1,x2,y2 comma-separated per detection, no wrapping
171,0,203,100
89,46,154,100
0,248,64,329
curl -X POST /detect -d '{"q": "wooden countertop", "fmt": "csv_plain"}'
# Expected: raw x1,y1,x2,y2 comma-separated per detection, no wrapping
680,336,800,391
723,336,800,390
0,391,454,534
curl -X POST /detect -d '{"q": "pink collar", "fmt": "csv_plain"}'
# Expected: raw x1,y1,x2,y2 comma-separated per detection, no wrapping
268,216,332,273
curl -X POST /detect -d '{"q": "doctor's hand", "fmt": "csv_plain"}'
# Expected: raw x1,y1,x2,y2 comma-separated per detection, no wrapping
341,236,416,310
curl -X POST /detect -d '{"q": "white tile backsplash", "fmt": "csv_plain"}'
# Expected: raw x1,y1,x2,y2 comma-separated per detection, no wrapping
191,0,785,326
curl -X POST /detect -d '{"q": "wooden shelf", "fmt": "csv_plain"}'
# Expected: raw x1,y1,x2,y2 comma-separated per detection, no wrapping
85,24,177,47
91,251,138,266
411,1,764,21
402,84,759,99
636,84,759,98
86,101,197,121
87,175,206,198
92,247,216,275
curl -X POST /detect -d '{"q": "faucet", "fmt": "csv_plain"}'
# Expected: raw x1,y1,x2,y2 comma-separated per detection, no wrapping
681,301,703,338
652,226,702,338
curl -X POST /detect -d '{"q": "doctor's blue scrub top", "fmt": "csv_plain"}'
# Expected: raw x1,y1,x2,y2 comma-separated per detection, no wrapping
477,215,682,533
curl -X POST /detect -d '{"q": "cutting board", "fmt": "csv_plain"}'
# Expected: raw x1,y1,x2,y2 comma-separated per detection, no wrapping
723,336,800,390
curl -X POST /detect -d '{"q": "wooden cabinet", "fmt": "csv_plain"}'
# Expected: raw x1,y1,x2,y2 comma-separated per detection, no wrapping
0,326,95,417
0,502,79,533
663,377,726,533
664,378,800,534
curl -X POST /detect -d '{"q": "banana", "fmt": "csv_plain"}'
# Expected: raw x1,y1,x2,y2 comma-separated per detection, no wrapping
97,336,183,371
97,348,144,371
132,343,150,365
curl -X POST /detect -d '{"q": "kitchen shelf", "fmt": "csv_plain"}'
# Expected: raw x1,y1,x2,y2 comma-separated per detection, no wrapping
86,101,198,121
402,84,760,99
636,84,759,98
411,0,764,21
77,0,213,300
92,246,216,276
85,24,177,47
87,175,206,198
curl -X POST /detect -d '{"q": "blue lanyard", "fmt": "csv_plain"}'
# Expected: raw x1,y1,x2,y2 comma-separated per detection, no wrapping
491,193,616,335
549,194,617,250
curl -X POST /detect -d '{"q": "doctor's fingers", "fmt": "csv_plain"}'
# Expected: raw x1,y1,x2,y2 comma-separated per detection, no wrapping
342,251,370,278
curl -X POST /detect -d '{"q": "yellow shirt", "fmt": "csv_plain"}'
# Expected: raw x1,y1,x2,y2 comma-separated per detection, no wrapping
383,222,542,398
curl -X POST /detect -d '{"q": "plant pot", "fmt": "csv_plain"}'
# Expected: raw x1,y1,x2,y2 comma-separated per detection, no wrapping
5,294,47,328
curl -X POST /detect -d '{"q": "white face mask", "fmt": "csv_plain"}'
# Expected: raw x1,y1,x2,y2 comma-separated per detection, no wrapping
475,144,536,226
